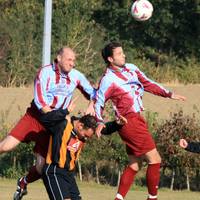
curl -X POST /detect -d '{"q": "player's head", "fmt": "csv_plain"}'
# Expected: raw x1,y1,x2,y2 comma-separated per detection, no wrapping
102,42,126,67
56,46,76,73
76,114,97,141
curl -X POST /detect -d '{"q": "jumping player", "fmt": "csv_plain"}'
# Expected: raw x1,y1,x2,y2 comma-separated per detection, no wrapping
0,46,96,200
94,42,186,200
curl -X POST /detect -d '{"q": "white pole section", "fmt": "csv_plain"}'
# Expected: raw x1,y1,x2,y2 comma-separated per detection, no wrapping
42,0,52,66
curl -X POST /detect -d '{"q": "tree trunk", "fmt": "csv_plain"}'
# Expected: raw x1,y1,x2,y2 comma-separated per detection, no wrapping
196,169,199,189
186,171,190,191
13,155,16,169
170,169,175,190
77,159,82,182
96,164,100,184
117,169,121,187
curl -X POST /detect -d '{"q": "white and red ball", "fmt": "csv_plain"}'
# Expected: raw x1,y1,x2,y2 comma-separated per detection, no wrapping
131,0,153,21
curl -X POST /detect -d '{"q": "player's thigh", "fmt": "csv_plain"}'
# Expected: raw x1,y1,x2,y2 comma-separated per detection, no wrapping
0,135,20,152
9,111,45,142
43,165,72,200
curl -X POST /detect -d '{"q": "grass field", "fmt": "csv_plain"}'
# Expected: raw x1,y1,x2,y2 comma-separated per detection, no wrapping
0,178,199,200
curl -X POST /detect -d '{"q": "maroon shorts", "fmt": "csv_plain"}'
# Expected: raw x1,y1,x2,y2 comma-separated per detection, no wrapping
9,105,49,158
119,113,156,157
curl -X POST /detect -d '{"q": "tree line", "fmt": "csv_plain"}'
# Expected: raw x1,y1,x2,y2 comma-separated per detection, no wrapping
0,0,200,86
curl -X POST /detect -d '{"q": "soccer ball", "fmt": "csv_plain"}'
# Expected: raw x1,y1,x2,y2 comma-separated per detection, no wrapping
131,0,153,21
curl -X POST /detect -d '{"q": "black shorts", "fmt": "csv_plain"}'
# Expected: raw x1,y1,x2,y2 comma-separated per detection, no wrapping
42,164,81,200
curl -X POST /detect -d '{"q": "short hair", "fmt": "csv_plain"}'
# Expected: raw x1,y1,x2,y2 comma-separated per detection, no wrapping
79,114,97,132
56,46,74,56
54,46,75,63
101,42,122,64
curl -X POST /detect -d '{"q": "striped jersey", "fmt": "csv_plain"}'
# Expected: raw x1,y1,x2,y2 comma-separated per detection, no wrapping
46,119,84,171
34,62,95,110
95,63,172,122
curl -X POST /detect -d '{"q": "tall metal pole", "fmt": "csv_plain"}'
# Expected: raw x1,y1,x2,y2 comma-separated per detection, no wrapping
42,0,52,66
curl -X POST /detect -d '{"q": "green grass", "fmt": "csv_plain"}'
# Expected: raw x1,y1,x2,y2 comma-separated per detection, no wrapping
0,178,199,200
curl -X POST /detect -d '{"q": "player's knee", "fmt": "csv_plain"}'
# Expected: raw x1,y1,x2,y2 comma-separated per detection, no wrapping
149,153,162,164
129,163,140,171
0,136,19,153
35,155,45,174
0,143,9,153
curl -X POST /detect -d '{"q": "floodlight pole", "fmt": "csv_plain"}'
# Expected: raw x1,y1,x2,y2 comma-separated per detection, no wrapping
42,0,52,66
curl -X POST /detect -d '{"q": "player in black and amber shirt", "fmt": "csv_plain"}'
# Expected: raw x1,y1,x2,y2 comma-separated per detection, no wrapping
42,113,125,200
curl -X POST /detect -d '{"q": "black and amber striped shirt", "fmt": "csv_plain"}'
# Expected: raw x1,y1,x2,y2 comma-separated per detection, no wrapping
46,119,85,171
40,111,123,171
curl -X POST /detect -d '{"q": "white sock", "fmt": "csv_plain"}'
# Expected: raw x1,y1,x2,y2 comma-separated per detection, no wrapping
148,194,157,199
116,193,124,200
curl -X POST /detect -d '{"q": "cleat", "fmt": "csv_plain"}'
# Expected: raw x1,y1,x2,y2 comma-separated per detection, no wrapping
13,177,28,200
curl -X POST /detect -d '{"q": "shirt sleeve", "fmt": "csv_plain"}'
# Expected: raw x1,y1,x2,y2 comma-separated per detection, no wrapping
185,142,200,153
101,121,122,135
34,67,50,109
135,67,172,98
76,71,96,100
94,77,113,122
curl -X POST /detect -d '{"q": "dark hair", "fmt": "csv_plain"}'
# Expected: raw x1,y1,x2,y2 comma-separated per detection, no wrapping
101,42,122,64
79,114,97,132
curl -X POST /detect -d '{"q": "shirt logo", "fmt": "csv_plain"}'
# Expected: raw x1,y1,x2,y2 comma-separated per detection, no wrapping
67,138,81,152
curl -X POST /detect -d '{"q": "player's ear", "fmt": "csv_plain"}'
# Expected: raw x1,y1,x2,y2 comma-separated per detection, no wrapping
57,54,61,62
107,56,113,63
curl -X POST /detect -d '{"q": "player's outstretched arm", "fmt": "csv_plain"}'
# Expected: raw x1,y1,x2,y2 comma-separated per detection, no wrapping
171,93,186,101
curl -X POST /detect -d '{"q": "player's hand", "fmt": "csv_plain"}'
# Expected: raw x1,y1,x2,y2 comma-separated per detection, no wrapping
116,115,127,125
179,139,188,149
68,96,78,112
41,105,52,113
171,93,186,101
85,100,95,116
96,123,105,138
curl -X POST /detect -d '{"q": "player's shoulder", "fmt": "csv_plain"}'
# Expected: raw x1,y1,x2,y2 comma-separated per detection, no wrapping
69,68,85,77
41,63,53,70
101,68,113,80
125,63,139,71
37,63,53,76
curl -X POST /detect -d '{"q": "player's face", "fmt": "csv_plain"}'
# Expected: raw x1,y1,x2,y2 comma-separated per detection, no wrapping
108,47,126,67
77,126,94,141
57,48,76,73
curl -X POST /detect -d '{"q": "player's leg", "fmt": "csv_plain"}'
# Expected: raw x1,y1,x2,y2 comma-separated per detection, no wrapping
17,153,45,187
68,172,82,200
42,164,72,200
13,112,47,200
117,113,159,200
0,135,20,153
14,130,49,200
143,148,161,200
114,154,140,200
